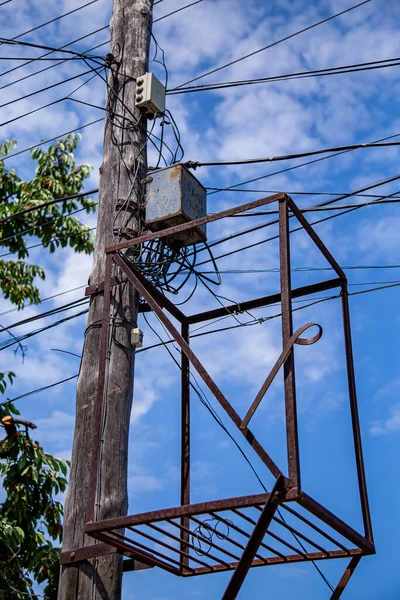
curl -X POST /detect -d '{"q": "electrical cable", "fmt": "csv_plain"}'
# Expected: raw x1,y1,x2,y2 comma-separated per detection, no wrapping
172,0,372,89
1,118,104,162
0,37,103,61
0,285,88,318
0,308,89,352
0,24,109,81
1,189,98,223
0,65,102,128
153,0,204,23
142,312,335,590
184,140,400,169
4,375,79,406
0,298,89,333
206,131,400,198
0,0,101,47
167,56,400,94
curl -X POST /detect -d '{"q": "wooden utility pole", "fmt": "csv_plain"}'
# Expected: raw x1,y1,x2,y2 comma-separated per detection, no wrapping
58,1,152,598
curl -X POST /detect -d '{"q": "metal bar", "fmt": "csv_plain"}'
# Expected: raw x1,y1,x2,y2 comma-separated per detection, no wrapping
341,284,374,544
281,504,348,551
209,511,286,560
106,193,286,253
279,199,300,490
241,322,322,430
187,277,342,325
122,558,154,572
88,530,181,576
232,508,307,558
109,529,186,571
287,196,346,281
180,321,190,571
59,542,117,565
166,519,232,568
188,548,362,576
145,522,214,571
222,476,285,600
172,520,239,564
297,491,375,554
112,253,284,480
330,556,361,600
85,492,272,533
126,526,197,573
118,257,187,323
257,506,330,555
87,253,113,523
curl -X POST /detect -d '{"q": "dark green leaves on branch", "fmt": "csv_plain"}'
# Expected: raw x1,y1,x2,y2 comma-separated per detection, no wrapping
0,133,95,309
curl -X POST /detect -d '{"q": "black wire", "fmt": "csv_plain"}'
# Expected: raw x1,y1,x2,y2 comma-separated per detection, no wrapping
0,309,89,352
172,0,372,89
207,131,400,197
0,37,103,61
3,375,79,406
0,25,109,82
142,313,334,588
185,141,400,169
0,66,102,128
0,298,89,334
0,285,88,318
2,118,104,162
168,57,400,94
0,0,101,48
153,0,204,23
0,0,13,6
2,189,98,223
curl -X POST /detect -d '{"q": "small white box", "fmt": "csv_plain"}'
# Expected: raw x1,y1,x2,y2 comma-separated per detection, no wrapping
135,73,165,117
131,328,144,349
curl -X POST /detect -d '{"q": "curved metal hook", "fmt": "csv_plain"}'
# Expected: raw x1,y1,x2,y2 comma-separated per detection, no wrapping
240,322,323,431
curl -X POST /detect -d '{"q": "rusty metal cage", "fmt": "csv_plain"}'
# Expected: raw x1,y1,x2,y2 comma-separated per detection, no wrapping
61,193,375,599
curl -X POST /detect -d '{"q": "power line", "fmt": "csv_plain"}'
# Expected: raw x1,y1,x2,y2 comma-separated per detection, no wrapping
0,0,101,47
2,279,398,408
1,189,98,223
153,0,204,23
173,0,372,89
0,26,110,92
0,308,89,352
0,37,103,61
206,130,400,196
0,67,102,129
0,285,88,318
0,67,100,111
4,375,79,406
0,298,89,333
184,141,400,169
2,118,104,161
0,25,109,82
168,56,400,95
0,0,13,6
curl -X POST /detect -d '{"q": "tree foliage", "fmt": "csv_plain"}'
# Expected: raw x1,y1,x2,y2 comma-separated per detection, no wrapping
0,134,95,308
0,375,69,599
0,135,94,597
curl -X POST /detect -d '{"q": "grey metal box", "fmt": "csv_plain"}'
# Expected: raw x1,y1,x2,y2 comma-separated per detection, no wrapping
145,164,207,248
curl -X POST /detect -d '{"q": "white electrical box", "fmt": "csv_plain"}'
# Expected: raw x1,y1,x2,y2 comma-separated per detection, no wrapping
131,328,144,349
135,73,166,117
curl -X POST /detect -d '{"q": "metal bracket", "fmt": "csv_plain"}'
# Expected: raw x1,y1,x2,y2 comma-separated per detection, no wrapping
60,543,153,572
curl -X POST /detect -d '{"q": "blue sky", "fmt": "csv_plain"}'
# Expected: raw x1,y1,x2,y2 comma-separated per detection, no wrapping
1,0,400,598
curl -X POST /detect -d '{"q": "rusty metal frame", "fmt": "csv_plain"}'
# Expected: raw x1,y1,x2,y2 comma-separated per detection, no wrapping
76,193,374,598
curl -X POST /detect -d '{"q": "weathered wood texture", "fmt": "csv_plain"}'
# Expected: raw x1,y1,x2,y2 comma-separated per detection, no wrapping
58,1,152,599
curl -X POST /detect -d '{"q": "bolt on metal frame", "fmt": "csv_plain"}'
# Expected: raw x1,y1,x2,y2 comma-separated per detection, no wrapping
61,193,375,599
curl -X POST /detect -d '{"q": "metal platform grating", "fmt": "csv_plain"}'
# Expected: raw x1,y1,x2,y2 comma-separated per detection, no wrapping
85,491,366,578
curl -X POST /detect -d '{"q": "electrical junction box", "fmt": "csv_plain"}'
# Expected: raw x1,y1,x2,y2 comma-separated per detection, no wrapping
131,328,144,349
135,73,166,117
145,164,207,248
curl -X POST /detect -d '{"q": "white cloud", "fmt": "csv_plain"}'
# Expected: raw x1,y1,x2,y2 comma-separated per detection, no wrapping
370,404,400,436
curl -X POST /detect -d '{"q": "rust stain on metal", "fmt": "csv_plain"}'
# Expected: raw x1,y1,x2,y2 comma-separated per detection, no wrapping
82,193,374,599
